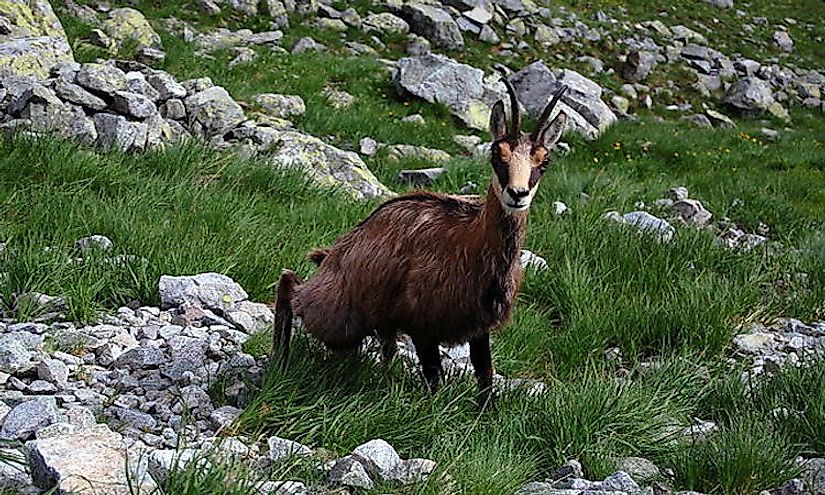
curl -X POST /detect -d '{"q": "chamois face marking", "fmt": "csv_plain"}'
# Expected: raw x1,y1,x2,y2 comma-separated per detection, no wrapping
488,82,568,215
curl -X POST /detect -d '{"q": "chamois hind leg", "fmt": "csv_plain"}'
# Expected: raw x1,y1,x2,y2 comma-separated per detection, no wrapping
378,330,398,363
412,338,441,393
469,333,495,408
271,270,301,369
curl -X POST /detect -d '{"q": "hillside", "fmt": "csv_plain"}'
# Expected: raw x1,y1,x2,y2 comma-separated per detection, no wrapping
0,0,824,494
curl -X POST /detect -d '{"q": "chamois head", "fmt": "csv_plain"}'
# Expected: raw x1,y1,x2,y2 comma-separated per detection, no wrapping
489,77,568,214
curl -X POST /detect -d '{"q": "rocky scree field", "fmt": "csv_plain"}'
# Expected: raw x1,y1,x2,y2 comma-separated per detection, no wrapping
1,0,825,493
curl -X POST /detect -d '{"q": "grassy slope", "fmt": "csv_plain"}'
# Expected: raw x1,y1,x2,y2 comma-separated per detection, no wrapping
2,1,825,493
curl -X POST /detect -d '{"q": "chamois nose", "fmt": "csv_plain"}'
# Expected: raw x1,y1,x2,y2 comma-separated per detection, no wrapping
506,187,529,200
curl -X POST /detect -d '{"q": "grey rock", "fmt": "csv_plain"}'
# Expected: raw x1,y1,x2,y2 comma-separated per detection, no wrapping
159,272,248,311
76,63,128,96
159,99,187,122
262,130,393,200
0,449,29,490
622,50,657,82
28,380,58,394
253,93,306,119
184,86,245,138
0,398,59,441
400,3,464,50
352,438,402,479
209,405,242,430
54,81,107,111
108,406,157,431
479,24,500,44
75,234,113,252
706,109,736,128
291,37,325,54
93,113,148,152
362,13,409,35
224,300,274,334
520,250,549,270
620,212,675,242
397,168,446,186
137,47,166,67
386,458,437,485
360,137,379,156
36,359,69,387
0,334,33,374
673,199,712,226
723,77,775,114
328,455,374,489
147,448,202,485
388,144,451,163
146,72,187,100
393,54,503,130
464,6,493,25
27,423,155,493
125,72,161,101
603,470,641,493
706,0,733,7
112,346,166,370
772,31,793,52
509,62,617,138
268,436,312,461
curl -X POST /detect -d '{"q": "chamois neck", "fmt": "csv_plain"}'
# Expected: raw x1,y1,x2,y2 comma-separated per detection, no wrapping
480,184,527,259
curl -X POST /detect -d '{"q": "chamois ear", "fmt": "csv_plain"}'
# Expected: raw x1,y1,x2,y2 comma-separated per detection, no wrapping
536,111,567,149
489,100,508,141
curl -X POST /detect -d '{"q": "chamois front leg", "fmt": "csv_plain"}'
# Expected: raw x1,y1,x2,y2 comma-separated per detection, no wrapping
413,339,441,393
470,334,495,408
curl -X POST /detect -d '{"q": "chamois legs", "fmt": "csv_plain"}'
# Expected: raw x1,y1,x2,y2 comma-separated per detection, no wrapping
412,338,442,393
470,334,495,407
272,270,301,369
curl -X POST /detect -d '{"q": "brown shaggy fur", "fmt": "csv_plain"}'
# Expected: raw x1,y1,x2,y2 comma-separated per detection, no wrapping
271,81,569,403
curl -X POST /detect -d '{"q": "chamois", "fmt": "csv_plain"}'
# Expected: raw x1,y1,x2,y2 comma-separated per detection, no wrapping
271,78,568,404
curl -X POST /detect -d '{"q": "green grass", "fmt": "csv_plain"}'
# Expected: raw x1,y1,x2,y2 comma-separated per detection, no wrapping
5,1,825,493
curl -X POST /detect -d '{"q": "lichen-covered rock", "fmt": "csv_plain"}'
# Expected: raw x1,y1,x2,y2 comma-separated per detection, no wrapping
53,80,107,110
252,93,306,119
622,50,657,82
76,63,128,96
0,0,75,79
184,86,245,138
328,455,374,489
27,423,155,494
387,144,451,163
393,54,504,131
93,113,149,152
362,12,409,35
112,90,158,119
102,7,163,52
262,129,393,200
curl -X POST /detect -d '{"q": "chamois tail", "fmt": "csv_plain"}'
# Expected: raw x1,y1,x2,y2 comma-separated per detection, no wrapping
272,269,301,369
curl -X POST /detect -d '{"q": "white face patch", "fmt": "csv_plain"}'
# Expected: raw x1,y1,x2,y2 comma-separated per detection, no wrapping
497,143,541,214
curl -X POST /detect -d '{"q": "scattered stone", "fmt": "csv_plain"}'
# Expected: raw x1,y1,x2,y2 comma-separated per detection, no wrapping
360,137,379,156
619,211,676,242
622,50,657,82
352,439,402,479
723,77,775,115
520,250,548,270
0,398,60,441
386,458,437,485
268,436,312,462
387,144,451,163
328,455,374,490
291,37,326,54
400,3,464,51
253,93,306,119
397,168,446,187
772,31,794,52
363,13,409,35
673,199,712,226
185,86,246,138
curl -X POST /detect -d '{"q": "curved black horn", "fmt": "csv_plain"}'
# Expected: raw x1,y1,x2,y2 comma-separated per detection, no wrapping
493,63,521,137
531,85,569,142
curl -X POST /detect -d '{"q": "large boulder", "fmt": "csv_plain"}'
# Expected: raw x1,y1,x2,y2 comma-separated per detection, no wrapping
26,424,155,494
723,77,775,115
399,3,464,51
184,86,246,138
393,54,504,131
262,129,393,200
509,61,617,138
102,7,163,52
0,0,75,79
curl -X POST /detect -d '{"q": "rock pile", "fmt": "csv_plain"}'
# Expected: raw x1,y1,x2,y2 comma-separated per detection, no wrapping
732,318,825,381
0,60,391,200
